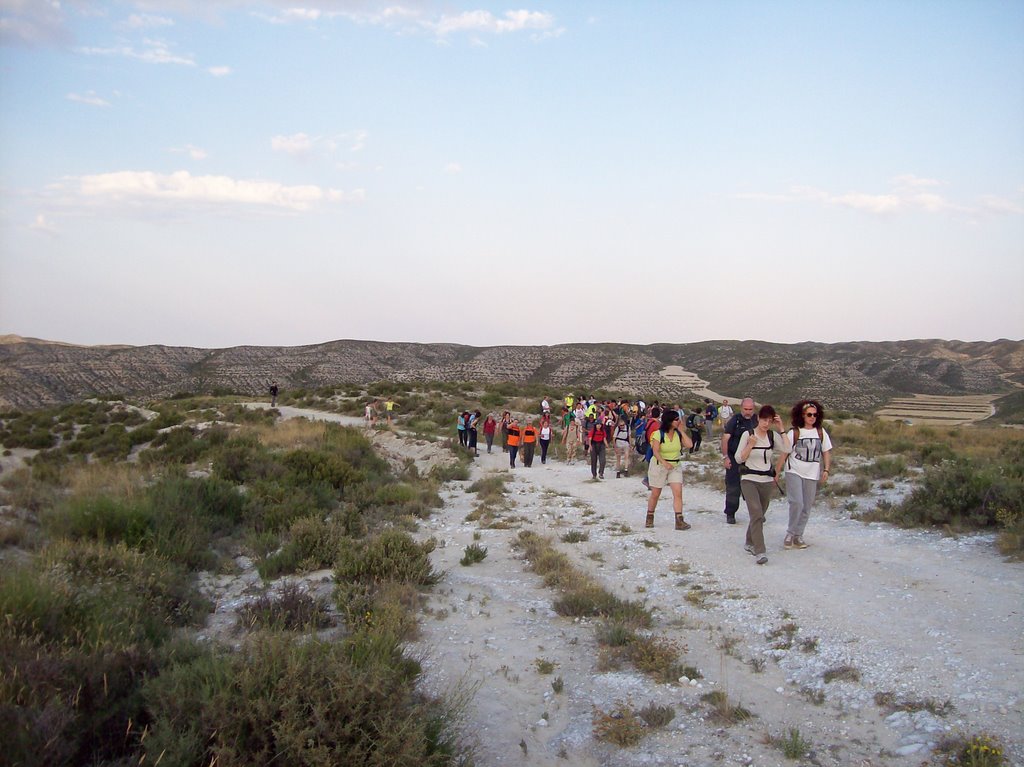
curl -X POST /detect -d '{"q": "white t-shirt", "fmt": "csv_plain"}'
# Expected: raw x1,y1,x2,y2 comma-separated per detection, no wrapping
783,428,833,481
718,404,734,422
736,429,790,483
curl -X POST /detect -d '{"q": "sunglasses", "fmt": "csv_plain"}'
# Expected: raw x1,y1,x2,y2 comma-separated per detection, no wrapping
804,411,818,417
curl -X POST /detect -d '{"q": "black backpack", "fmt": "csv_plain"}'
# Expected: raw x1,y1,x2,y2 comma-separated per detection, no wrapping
739,429,775,476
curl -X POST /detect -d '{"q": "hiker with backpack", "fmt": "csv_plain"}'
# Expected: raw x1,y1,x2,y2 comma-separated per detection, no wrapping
645,409,694,530
687,407,705,453
735,405,791,564
703,399,718,439
721,397,757,524
775,399,832,550
612,413,633,477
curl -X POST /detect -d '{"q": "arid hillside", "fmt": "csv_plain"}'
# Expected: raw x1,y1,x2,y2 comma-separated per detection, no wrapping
0,335,1021,414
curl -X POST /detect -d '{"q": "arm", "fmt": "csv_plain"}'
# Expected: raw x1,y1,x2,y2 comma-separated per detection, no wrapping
821,449,832,483
736,432,754,462
679,426,693,450
720,430,732,469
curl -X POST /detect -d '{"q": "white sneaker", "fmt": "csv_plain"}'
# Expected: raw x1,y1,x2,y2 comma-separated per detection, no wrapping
744,544,755,555
756,554,768,565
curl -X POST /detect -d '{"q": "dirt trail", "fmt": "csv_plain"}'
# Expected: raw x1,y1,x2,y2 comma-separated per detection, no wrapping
268,407,1023,766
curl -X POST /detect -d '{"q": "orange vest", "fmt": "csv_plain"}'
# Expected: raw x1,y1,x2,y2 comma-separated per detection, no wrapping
522,426,537,443
507,426,521,447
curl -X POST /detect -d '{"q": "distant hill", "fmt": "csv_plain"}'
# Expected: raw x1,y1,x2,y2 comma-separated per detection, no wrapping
0,336,1021,414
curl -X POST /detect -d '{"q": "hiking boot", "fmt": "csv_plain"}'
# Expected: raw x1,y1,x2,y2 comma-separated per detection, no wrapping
645,511,655,528
599,473,604,479
756,554,768,565
615,471,621,478
744,544,755,555
675,516,691,531
783,535,796,550
725,513,736,525
793,536,809,549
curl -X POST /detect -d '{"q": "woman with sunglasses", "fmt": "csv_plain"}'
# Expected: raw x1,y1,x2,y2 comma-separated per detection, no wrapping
646,409,694,530
777,399,833,549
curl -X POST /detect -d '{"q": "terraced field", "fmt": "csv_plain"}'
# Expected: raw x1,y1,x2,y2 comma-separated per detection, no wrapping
875,393,997,425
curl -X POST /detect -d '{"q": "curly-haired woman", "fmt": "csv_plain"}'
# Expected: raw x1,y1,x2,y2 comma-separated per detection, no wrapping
776,399,833,550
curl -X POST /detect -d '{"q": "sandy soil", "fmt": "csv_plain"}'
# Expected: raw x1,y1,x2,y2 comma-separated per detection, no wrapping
197,406,1024,766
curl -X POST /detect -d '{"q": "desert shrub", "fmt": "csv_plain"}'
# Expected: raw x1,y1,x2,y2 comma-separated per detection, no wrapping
627,634,685,683
638,702,675,728
44,494,154,547
553,586,650,628
430,461,471,482
593,702,645,746
936,732,1006,767
283,447,361,492
145,631,469,767
245,479,334,534
919,441,956,464
0,632,158,767
144,474,247,569
460,542,488,566
996,506,1024,559
335,530,440,586
139,426,210,464
857,456,907,479
888,457,1023,529
42,539,206,628
0,555,188,651
466,473,508,502
258,514,346,579
44,473,247,570
212,434,283,484
2,466,62,511
560,530,589,543
237,583,332,632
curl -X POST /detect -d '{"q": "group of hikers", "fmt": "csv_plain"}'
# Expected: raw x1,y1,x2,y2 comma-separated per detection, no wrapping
456,393,833,566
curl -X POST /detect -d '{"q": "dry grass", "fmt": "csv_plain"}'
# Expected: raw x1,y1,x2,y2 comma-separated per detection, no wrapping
65,462,146,501
244,418,328,448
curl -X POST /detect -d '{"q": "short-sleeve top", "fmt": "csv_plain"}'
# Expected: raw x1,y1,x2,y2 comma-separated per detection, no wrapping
784,428,833,481
651,429,684,462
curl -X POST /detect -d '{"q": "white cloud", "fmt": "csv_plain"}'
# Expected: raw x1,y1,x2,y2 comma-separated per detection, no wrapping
67,90,110,107
78,39,196,66
29,213,57,235
891,174,942,189
256,5,562,41
168,144,208,160
429,9,555,36
207,65,232,76
272,132,315,156
443,162,462,175
123,14,174,30
980,195,1024,216
737,177,996,217
0,0,70,46
272,130,368,158
59,170,358,212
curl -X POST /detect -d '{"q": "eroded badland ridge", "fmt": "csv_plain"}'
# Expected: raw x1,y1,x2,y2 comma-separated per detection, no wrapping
0,335,1021,413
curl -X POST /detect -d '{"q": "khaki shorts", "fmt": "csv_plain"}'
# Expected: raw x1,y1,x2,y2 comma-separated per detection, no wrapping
649,460,683,488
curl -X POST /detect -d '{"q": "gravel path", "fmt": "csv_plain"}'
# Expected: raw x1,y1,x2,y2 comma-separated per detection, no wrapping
258,407,1023,766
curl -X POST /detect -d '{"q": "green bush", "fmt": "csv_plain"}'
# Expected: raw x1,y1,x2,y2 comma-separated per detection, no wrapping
143,634,461,767
44,494,154,548
335,530,440,586
889,457,1024,529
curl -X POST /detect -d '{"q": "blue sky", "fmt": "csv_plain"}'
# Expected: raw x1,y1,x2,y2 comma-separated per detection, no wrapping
1,0,1022,348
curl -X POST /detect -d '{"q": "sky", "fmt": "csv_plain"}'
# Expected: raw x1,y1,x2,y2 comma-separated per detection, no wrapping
1,0,1022,349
